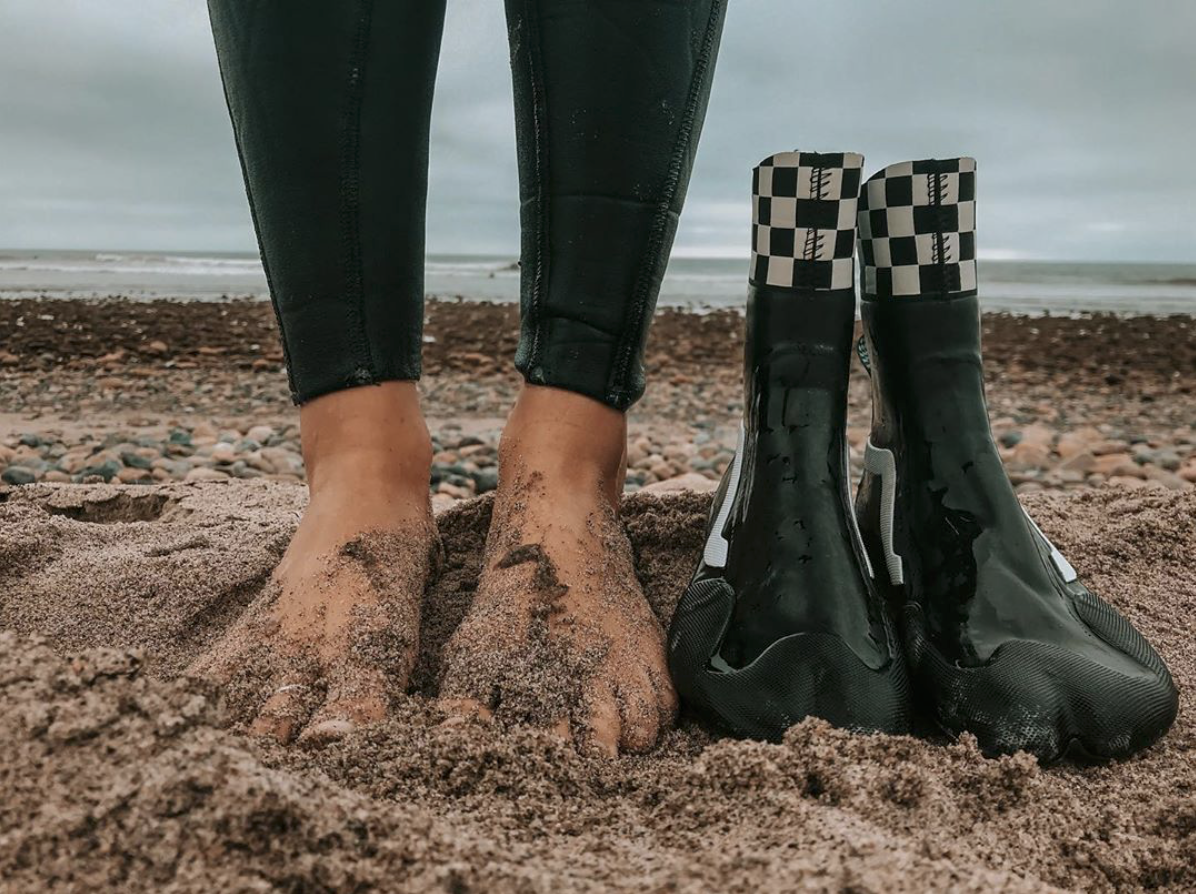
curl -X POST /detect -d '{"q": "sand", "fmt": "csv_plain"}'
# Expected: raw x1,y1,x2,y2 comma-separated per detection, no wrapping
1,480,1194,892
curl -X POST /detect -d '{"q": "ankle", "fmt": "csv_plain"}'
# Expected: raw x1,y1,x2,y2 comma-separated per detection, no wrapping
298,382,433,500
500,385,627,502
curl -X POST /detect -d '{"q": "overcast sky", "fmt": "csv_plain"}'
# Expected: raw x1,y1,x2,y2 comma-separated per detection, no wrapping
2,1,1193,262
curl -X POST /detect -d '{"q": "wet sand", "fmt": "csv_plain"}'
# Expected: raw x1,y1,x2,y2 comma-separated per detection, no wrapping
1,481,1193,892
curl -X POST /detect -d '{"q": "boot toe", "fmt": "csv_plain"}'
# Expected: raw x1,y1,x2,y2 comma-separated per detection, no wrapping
669,578,911,740
903,589,1178,763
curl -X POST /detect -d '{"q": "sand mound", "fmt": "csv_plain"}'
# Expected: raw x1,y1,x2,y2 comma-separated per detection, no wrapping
1,482,1193,892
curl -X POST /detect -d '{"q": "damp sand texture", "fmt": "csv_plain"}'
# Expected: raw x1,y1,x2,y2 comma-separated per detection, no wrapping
0,481,1193,893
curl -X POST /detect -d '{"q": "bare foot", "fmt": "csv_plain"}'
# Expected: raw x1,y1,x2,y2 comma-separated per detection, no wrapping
189,383,439,745
438,386,676,755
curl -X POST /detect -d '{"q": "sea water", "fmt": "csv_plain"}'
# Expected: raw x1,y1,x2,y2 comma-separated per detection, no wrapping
2,250,1195,316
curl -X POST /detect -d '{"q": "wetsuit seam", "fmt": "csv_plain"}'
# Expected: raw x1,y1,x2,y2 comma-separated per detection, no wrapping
339,0,377,387
521,0,551,377
607,0,723,407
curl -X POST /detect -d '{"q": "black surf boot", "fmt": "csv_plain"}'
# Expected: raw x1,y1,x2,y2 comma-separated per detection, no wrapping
855,158,1178,762
668,151,910,740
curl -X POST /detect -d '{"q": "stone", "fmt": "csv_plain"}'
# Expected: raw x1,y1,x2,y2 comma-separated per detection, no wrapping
640,472,718,495
211,442,238,464
120,451,154,470
471,468,499,494
1,467,36,486
185,467,230,482
1057,451,1096,474
246,424,276,444
116,467,151,484
1092,453,1136,476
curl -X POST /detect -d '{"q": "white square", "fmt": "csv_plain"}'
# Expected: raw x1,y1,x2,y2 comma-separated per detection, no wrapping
872,237,892,267
958,200,975,232
865,266,878,293
837,198,857,231
770,196,797,228
886,206,916,237
865,178,887,209
830,257,854,289
756,225,772,256
858,209,872,239
959,157,976,173
884,161,914,178
756,166,773,198
892,265,922,296
915,233,938,264
797,165,844,200
960,260,978,291
912,174,931,206
766,256,794,287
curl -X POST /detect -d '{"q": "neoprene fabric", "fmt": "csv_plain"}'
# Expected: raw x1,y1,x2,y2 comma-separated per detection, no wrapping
208,0,726,408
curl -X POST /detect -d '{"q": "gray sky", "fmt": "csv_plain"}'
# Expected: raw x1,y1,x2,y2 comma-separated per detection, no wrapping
2,0,1194,261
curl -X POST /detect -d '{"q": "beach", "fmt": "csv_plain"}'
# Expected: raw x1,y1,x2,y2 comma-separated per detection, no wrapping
1,295,1195,891
2,481,1195,891
2,297,1194,499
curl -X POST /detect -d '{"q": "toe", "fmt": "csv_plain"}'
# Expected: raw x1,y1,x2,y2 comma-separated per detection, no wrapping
618,676,661,753
249,675,321,744
580,681,621,757
296,666,391,747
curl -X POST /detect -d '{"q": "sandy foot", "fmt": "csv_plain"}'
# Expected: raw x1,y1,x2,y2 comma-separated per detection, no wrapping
438,466,676,754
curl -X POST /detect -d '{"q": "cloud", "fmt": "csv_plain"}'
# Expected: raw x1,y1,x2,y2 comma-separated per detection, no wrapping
0,0,1193,261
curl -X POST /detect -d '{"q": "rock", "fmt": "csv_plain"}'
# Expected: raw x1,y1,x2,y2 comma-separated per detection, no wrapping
431,493,458,514
639,473,718,494
471,468,499,494
998,430,1023,448
143,339,169,355
116,467,152,484
1180,460,1196,484
1142,466,1190,490
191,421,218,440
77,459,123,482
437,482,472,500
211,442,238,464
185,467,230,482
1108,475,1149,489
1056,428,1100,460
1005,442,1051,470
1,467,36,486
120,451,154,470
1019,423,1056,448
246,425,275,444
1057,451,1096,474
42,470,71,483
1092,453,1136,476
17,433,44,448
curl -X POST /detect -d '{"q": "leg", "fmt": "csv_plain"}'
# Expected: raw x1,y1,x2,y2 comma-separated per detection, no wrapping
192,0,446,744
440,0,727,753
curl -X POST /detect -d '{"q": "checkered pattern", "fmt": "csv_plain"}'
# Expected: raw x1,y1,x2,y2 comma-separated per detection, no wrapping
750,151,864,291
857,157,977,298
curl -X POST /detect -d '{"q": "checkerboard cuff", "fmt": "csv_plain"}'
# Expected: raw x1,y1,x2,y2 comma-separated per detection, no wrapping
750,150,864,291
857,157,978,299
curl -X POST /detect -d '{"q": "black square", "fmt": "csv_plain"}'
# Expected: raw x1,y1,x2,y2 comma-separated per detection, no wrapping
751,254,770,285
757,196,772,226
888,236,919,266
860,239,875,267
795,198,839,229
913,204,959,233
840,166,862,199
834,228,854,258
874,267,893,297
959,230,976,260
958,172,976,202
794,259,834,291
770,166,798,198
885,175,914,207
868,208,889,238
769,227,795,258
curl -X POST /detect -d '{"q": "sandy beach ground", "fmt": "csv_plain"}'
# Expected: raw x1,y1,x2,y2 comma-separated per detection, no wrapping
1,297,1194,890
0,481,1193,891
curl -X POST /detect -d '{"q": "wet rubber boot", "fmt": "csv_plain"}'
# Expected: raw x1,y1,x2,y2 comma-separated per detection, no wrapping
855,158,1178,762
668,151,911,740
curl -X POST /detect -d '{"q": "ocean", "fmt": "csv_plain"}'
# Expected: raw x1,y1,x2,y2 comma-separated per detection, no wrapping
2,250,1195,316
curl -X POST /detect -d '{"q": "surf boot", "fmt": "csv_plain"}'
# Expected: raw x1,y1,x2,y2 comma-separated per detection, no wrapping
855,157,1179,762
668,151,911,740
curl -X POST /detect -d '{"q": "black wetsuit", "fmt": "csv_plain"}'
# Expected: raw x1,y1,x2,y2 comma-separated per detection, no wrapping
207,0,727,408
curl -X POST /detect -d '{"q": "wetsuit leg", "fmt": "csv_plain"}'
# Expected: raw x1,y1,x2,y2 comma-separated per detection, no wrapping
505,0,728,409
207,0,446,403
